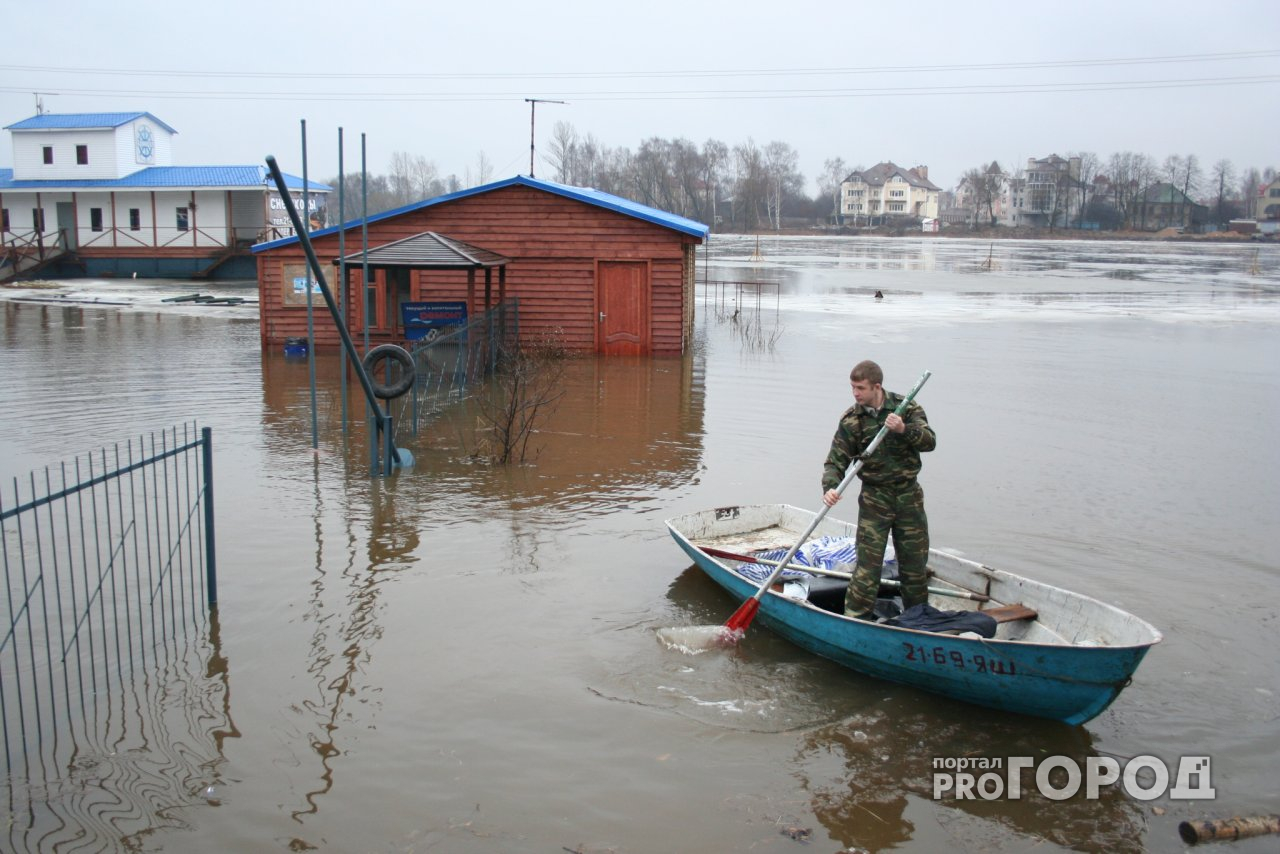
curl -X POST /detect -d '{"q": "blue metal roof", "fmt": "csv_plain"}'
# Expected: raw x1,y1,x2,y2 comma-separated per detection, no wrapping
4,112,180,135
0,166,329,192
253,175,709,252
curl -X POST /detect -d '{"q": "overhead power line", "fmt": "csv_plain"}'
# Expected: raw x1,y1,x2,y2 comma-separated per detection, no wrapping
0,75,1276,103
1,49,1277,83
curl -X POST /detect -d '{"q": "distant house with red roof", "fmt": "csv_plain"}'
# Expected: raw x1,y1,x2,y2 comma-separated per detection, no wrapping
1257,177,1280,221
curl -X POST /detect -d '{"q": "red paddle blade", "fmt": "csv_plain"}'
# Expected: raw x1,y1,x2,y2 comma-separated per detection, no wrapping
723,597,761,635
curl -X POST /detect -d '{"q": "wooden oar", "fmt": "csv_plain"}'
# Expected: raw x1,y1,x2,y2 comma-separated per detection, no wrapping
722,370,932,637
699,546,988,602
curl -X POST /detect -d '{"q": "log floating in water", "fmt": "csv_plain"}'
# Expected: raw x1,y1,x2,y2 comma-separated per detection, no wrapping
1178,815,1280,844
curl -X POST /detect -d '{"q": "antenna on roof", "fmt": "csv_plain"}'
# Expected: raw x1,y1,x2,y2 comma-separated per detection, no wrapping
33,92,55,115
524,98,567,178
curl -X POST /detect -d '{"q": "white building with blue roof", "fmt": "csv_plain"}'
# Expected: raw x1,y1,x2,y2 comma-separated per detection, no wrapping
1,112,328,280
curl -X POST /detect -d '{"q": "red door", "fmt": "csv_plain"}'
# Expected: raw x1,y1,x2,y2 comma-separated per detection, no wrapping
596,261,649,356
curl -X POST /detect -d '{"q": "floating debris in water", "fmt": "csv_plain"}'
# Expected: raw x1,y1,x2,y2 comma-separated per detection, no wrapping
779,825,812,842
655,625,739,653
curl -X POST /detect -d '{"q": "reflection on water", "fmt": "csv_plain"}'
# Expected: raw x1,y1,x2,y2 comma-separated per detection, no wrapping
1,613,237,853
258,348,707,528
795,713,1143,852
1,237,1277,852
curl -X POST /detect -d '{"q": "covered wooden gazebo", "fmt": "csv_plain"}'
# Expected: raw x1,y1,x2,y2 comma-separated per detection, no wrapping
333,231,511,340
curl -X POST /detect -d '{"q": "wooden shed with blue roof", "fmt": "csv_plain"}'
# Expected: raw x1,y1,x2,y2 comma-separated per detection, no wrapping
252,175,709,356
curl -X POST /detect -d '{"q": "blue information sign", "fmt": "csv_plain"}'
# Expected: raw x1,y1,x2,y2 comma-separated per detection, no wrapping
401,301,468,342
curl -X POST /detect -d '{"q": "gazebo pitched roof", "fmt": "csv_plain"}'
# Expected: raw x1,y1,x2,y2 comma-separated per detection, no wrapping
334,231,509,269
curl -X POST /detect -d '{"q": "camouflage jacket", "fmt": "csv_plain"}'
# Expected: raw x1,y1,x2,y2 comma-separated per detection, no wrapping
822,390,936,491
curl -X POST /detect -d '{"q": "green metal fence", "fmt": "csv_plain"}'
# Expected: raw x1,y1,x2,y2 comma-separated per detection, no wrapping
1,423,217,786
406,298,520,434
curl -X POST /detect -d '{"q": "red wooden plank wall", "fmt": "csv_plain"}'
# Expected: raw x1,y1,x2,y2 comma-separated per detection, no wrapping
256,185,701,355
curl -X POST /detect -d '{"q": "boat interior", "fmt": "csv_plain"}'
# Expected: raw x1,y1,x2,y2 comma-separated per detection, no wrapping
675,505,1161,648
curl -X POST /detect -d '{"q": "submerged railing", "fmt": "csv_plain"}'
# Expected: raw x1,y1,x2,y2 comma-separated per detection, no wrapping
1,423,218,788
406,298,520,433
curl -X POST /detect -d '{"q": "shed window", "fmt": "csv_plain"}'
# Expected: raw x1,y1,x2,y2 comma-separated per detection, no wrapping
176,207,189,231
42,146,53,164
33,208,45,231
129,208,141,231
2,209,8,232
90,208,103,232
76,145,89,165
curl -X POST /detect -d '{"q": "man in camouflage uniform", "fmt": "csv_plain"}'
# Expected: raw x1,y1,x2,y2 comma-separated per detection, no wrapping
822,360,936,619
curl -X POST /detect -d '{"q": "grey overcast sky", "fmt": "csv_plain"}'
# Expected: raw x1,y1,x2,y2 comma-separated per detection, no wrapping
2,0,1277,196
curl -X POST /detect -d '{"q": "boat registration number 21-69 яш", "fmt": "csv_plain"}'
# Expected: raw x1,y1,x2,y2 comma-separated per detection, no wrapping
903,642,1017,675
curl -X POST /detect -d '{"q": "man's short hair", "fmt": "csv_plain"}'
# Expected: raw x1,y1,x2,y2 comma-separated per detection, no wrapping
850,360,883,385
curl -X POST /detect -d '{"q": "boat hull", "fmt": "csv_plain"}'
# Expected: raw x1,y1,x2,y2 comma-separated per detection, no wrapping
667,505,1161,725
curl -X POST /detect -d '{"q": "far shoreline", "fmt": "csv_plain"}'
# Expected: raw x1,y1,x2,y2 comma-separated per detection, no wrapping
712,225,1272,244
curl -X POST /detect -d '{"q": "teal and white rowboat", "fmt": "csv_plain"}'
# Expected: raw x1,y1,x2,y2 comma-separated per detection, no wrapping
666,504,1162,725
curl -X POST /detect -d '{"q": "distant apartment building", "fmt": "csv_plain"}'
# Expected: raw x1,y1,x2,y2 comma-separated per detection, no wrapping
840,162,940,224
1016,154,1082,228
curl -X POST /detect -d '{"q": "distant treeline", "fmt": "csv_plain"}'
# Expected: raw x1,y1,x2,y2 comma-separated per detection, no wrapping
324,122,1276,231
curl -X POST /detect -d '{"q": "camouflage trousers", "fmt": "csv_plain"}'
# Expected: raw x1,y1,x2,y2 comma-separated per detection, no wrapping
844,481,930,617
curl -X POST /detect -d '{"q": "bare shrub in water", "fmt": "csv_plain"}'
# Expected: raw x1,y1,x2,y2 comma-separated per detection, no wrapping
472,332,568,464
728,306,784,352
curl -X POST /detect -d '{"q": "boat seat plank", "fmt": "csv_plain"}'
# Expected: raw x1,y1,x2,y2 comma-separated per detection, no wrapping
983,604,1038,623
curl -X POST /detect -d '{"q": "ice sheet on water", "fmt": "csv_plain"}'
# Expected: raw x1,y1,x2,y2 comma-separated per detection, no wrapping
703,235,1280,326
0,277,259,319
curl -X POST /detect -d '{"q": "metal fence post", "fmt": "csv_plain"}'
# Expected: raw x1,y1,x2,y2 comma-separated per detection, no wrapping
201,427,217,609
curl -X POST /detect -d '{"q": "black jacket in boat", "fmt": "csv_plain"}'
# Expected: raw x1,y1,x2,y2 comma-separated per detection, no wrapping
822,390,936,491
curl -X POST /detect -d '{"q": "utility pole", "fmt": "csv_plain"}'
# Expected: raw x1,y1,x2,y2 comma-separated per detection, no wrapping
524,98,566,178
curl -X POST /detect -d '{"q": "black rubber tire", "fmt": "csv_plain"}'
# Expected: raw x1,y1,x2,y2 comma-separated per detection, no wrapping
362,344,416,399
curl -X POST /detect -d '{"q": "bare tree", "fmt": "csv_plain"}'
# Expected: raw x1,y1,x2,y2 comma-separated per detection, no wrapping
547,121,578,183
1182,154,1203,222
958,162,1006,226
819,157,848,224
1069,151,1100,228
387,150,416,206
474,150,493,187
763,141,802,230
1210,159,1236,227
326,172,397,216
1240,167,1261,217
577,133,607,188
1108,151,1159,229
1162,154,1202,226
631,137,677,211
387,151,443,205
731,139,767,231
957,168,984,226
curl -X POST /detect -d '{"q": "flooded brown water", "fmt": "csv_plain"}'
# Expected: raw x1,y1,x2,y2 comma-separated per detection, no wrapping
1,235,1278,852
